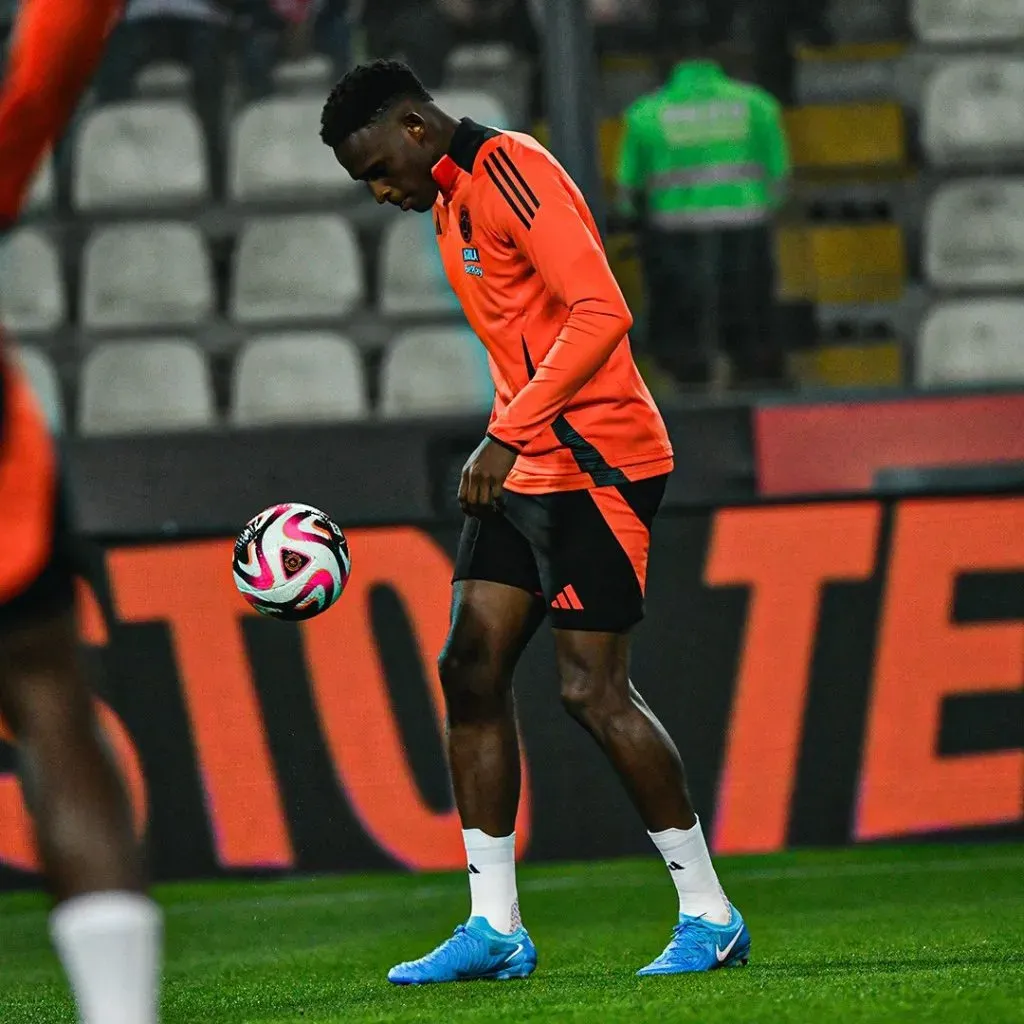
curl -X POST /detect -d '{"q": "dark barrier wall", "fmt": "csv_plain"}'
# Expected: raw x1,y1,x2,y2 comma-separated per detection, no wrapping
2,495,1022,889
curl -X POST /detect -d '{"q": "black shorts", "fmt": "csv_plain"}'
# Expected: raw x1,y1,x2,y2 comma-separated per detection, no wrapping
453,474,667,633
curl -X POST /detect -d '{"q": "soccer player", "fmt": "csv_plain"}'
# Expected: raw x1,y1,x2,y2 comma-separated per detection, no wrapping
320,60,750,982
0,2,163,1022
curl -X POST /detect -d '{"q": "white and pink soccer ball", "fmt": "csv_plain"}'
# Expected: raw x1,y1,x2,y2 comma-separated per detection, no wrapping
232,502,351,620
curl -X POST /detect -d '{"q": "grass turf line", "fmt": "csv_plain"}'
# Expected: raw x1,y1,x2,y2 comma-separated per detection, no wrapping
0,843,1022,1023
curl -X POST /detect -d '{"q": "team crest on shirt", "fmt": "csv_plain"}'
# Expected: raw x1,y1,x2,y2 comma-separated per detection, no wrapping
459,206,473,243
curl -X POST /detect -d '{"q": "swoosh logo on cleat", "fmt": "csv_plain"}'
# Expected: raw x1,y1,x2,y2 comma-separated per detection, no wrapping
715,927,744,963
507,943,525,962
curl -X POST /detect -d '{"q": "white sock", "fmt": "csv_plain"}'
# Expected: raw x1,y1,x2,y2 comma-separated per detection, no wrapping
50,891,162,1024
650,817,731,925
463,829,520,934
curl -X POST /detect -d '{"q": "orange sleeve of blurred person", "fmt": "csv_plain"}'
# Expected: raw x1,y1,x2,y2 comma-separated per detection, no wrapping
0,0,125,228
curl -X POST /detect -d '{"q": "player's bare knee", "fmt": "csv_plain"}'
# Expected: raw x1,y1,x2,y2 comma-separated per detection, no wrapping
438,634,506,723
559,660,628,723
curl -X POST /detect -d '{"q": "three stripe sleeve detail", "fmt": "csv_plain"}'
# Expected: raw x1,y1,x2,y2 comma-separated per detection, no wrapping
483,147,540,230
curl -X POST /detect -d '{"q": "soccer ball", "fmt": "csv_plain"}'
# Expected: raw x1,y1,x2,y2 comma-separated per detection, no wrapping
232,502,351,620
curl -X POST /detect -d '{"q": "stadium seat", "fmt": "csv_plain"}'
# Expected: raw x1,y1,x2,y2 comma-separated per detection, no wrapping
82,222,214,331
230,331,368,425
911,0,1024,45
0,229,65,334
380,327,493,417
230,96,360,202
925,179,1024,289
379,216,459,315
78,339,216,436
231,215,363,325
807,224,906,303
24,159,55,215
73,100,209,211
272,55,333,93
922,59,1024,166
917,300,1024,386
430,89,509,129
135,62,193,98
784,103,906,170
13,346,64,433
444,45,529,128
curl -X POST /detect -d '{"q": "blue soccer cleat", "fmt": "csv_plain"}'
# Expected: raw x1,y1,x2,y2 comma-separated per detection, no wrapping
387,916,537,985
637,905,750,975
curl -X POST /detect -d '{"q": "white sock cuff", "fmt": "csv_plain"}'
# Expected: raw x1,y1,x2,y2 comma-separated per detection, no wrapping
462,829,515,866
649,816,701,846
50,892,162,943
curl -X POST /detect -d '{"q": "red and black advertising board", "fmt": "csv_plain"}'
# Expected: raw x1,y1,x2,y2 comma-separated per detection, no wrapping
2,496,1021,888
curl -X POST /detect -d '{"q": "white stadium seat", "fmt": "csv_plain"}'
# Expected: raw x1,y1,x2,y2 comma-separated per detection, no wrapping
24,159,55,215
925,179,1024,289
444,46,529,128
82,222,214,331
922,59,1024,165
272,55,333,93
380,327,493,417
430,89,509,130
231,96,360,202
135,62,193,98
379,216,459,315
78,339,216,436
231,332,368,426
230,215,364,325
14,346,64,433
0,229,65,334
917,300,1024,386
912,0,1024,45
74,100,209,211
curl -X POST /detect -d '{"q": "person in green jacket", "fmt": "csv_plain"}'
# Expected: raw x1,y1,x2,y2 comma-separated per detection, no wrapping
618,36,789,387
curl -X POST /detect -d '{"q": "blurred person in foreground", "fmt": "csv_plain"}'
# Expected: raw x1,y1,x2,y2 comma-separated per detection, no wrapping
321,59,749,983
618,32,789,387
0,1,162,1022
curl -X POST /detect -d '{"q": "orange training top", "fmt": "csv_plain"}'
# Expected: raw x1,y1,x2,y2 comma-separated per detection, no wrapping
0,0,124,227
431,118,674,494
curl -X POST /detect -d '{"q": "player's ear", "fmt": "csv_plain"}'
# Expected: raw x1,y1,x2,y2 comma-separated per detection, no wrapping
401,111,428,144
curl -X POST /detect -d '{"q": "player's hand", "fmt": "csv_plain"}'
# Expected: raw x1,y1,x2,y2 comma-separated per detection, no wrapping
459,437,517,517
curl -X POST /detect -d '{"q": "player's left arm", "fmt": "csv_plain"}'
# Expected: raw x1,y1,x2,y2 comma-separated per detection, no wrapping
485,145,633,449
459,143,634,514
0,0,125,229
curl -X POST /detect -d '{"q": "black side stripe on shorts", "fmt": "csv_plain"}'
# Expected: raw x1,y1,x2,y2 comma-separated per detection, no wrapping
521,338,628,487
484,147,540,230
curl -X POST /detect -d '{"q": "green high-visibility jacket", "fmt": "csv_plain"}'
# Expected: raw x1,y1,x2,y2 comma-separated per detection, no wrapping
617,61,789,229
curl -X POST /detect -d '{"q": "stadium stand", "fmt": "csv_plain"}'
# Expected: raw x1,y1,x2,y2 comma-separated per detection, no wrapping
14,345,64,433
925,179,1024,290
74,100,209,211
78,339,216,436
379,216,460,316
230,215,364,326
922,58,1024,166
911,0,1024,45
917,299,1024,386
380,327,494,417
230,96,361,203
82,222,214,332
230,332,368,425
272,55,334,94
429,88,509,130
0,228,65,335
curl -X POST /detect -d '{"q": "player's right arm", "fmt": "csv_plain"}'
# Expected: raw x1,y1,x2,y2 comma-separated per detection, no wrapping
0,0,125,229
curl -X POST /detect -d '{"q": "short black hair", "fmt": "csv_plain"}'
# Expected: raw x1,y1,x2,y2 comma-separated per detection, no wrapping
320,60,432,149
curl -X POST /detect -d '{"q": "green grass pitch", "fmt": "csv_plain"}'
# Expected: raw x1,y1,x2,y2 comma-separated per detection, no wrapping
1,843,1022,1023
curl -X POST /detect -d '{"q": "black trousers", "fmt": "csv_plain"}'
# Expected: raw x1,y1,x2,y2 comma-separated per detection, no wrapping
642,226,782,385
